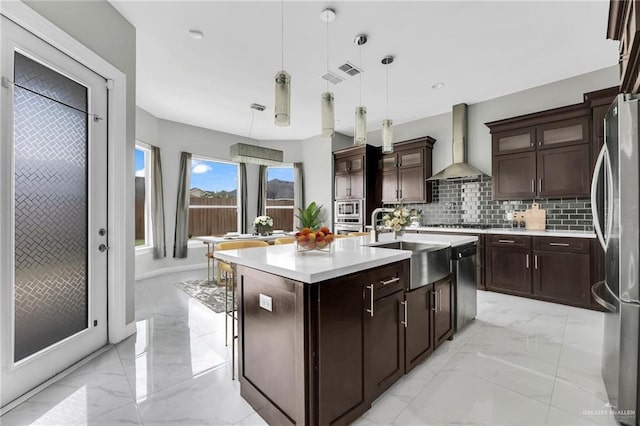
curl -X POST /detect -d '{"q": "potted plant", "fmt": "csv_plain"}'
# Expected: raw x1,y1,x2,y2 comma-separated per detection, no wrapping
254,215,273,236
382,205,410,239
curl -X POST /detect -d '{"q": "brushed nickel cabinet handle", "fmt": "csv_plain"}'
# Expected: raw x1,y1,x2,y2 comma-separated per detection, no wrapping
366,284,374,317
381,277,400,286
438,290,442,313
549,242,570,247
498,239,515,244
401,301,407,328
531,179,535,193
526,254,530,269
432,291,437,312
534,254,538,270
538,179,542,193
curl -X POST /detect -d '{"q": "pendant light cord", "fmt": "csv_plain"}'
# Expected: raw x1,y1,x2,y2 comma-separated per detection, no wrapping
248,109,255,139
359,44,363,105
326,13,329,91
386,62,389,119
281,0,284,70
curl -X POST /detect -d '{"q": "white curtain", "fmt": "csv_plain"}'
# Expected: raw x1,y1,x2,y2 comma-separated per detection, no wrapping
293,162,304,230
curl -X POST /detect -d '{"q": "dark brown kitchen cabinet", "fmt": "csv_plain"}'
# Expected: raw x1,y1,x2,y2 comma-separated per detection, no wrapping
483,235,603,311
532,251,591,306
335,172,364,199
433,277,453,348
486,247,532,296
365,289,405,400
491,152,536,200
335,154,363,175
584,87,618,171
487,103,593,200
536,144,591,198
377,137,435,204
608,0,640,93
334,145,378,226
404,285,433,373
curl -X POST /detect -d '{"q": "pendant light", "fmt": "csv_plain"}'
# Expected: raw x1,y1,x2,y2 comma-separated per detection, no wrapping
320,8,336,138
353,34,368,145
274,0,291,126
381,55,394,153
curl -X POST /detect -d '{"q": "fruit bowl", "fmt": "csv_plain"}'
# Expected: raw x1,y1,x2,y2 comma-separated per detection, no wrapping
295,227,335,253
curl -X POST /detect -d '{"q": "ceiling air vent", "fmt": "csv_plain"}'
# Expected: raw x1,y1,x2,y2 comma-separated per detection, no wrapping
338,62,363,76
250,103,266,111
321,71,344,85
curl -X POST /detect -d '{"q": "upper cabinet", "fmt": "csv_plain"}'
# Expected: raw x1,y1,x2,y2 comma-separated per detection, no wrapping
333,144,379,225
487,103,594,200
608,0,640,93
376,137,436,204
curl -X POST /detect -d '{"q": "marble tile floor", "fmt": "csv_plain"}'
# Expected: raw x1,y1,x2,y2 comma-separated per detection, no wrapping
1,270,617,426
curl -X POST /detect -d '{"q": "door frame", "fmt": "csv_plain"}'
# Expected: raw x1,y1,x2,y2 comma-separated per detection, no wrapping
0,2,133,346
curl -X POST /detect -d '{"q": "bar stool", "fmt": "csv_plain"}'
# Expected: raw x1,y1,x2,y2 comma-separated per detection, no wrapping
215,240,269,379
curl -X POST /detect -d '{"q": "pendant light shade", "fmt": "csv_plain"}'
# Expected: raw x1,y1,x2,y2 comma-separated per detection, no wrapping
382,119,394,153
354,106,367,145
274,70,291,126
321,92,335,137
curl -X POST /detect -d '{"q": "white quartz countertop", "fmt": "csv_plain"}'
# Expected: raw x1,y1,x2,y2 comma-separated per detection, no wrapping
214,233,477,284
407,226,596,239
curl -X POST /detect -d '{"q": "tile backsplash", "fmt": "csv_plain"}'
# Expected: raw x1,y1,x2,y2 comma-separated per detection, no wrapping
399,175,593,231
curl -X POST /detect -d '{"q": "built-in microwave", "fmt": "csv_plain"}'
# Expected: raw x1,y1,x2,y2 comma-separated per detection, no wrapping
334,199,364,223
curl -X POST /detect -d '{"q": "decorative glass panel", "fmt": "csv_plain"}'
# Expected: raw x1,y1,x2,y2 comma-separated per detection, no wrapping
13,52,89,362
498,133,531,152
542,124,583,146
400,151,422,167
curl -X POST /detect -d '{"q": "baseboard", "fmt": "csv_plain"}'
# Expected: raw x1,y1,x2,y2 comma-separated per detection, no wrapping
135,263,208,281
109,320,137,345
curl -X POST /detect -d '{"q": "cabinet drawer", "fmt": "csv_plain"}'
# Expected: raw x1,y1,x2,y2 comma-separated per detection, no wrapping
367,261,408,300
533,236,590,253
487,234,531,249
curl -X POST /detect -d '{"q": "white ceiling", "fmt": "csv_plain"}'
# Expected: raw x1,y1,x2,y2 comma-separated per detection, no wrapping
110,1,618,140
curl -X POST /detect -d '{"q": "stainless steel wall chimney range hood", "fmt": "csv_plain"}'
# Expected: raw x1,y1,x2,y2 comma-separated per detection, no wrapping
427,103,487,181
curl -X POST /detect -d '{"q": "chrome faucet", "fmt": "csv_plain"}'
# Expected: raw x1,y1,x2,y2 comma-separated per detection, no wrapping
370,207,395,242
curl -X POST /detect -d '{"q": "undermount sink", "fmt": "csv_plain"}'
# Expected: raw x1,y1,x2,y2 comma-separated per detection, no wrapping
372,241,451,289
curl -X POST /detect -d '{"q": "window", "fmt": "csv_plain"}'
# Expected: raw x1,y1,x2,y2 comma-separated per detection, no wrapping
135,144,152,248
189,157,239,237
266,166,294,231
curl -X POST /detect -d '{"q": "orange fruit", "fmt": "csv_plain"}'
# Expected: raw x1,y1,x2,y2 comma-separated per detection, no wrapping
308,233,316,242
325,234,334,243
301,228,311,235
317,240,327,248
320,226,330,234
297,236,308,246
307,241,316,250
316,231,325,239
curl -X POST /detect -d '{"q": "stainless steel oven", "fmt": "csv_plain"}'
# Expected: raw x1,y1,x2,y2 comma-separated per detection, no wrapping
335,199,364,223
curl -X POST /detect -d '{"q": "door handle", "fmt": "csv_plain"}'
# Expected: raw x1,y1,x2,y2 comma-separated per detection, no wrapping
498,239,515,244
438,289,442,312
98,228,106,236
432,291,438,312
534,254,538,270
526,254,530,269
366,284,374,317
98,244,110,253
538,179,542,193
549,242,570,247
531,179,535,193
591,281,616,312
400,301,407,328
604,148,614,250
591,144,607,251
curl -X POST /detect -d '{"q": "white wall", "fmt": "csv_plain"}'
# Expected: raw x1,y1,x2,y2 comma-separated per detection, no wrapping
135,108,303,278
23,0,138,323
365,66,619,175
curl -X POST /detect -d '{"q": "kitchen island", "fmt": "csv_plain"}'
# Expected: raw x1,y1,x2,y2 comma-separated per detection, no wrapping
216,233,476,426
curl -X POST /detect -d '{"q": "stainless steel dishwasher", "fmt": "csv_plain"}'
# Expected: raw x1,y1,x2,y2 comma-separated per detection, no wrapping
451,243,477,333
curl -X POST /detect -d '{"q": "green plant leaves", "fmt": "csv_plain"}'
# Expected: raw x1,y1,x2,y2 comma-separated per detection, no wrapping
296,201,323,231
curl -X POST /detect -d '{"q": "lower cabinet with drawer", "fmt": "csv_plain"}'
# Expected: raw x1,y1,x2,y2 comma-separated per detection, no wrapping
485,234,602,310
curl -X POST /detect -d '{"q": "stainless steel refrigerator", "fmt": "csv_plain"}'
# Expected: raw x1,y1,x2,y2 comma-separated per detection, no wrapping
591,94,640,426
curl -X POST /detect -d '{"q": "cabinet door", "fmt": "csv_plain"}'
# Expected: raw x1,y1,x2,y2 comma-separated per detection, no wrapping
486,247,531,296
335,157,351,175
404,285,433,373
365,290,405,401
350,171,364,199
536,117,589,150
433,278,453,348
398,167,425,203
379,153,398,171
316,273,368,425
492,128,536,154
537,144,590,198
380,169,399,203
492,151,536,200
349,155,364,173
533,251,591,307
335,174,351,200
398,148,423,169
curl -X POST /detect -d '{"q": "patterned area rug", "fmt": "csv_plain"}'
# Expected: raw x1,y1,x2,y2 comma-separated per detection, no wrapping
174,279,235,314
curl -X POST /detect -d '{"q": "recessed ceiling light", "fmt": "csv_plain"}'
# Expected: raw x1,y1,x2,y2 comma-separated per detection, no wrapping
189,29,204,39
320,8,336,22
432,82,445,89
